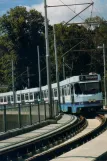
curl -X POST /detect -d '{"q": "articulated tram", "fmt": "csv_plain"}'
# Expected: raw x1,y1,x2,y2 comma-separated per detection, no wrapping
0,73,103,113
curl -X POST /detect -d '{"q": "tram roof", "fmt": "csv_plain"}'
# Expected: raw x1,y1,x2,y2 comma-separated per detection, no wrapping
0,74,101,95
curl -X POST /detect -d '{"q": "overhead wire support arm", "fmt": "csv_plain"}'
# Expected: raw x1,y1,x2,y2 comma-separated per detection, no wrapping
65,2,94,25
67,21,107,25
65,63,73,71
47,3,92,8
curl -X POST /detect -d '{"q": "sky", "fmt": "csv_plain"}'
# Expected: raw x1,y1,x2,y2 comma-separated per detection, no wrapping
0,0,106,24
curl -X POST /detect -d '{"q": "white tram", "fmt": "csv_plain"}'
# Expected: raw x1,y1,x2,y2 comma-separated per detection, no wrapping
0,73,103,113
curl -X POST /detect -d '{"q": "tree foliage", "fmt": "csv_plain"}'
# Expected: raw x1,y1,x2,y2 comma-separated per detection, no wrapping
0,6,107,91
0,6,46,90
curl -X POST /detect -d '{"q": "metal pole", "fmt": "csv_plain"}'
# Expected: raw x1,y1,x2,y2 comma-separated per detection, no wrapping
37,46,42,101
27,66,30,88
12,59,16,106
63,57,65,79
103,44,107,106
53,25,60,111
44,0,53,118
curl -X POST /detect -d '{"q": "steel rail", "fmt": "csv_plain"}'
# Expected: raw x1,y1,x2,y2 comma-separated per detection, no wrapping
26,115,107,161
0,116,87,161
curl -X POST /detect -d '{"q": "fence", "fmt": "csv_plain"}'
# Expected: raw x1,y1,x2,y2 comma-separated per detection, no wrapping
0,101,59,133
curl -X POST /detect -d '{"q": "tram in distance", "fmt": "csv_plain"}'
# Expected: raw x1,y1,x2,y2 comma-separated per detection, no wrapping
0,73,103,113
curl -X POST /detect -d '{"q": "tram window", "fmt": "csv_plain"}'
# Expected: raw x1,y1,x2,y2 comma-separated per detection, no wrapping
62,87,64,96
64,87,67,96
71,85,73,94
7,96,10,102
30,93,33,100
60,88,62,96
74,83,82,95
17,95,20,101
47,91,48,97
54,89,57,97
67,85,70,95
11,96,13,102
21,94,24,101
4,97,6,102
25,94,29,100
34,92,39,99
34,92,36,99
0,97,3,102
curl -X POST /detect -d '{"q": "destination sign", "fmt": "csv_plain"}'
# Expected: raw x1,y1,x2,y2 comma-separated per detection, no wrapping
79,75,98,81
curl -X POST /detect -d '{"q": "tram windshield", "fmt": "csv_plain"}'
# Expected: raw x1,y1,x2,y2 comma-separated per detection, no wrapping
74,82,101,95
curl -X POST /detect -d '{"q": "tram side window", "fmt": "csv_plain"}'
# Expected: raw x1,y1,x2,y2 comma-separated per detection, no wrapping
74,83,82,95
30,93,33,100
62,87,64,96
34,92,37,99
25,94,29,101
21,94,24,101
71,85,73,94
64,87,67,96
34,92,40,100
54,89,57,97
60,88,62,96
46,91,48,98
4,97,6,102
11,96,13,102
17,95,20,101
67,85,70,95
0,97,3,102
7,96,10,102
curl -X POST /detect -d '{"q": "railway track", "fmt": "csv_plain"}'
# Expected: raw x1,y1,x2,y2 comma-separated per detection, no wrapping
0,115,87,161
26,115,107,161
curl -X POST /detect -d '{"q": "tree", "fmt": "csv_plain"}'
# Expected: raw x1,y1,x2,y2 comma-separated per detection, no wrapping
49,23,93,80
0,35,17,91
0,6,46,89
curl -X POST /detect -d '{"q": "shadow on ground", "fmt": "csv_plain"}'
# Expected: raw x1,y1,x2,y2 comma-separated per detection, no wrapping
94,151,107,161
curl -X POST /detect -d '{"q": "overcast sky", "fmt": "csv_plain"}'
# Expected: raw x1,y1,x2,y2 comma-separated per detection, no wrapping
0,0,106,24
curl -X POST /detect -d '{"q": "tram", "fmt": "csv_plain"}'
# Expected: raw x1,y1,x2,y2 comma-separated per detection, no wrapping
0,73,103,113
